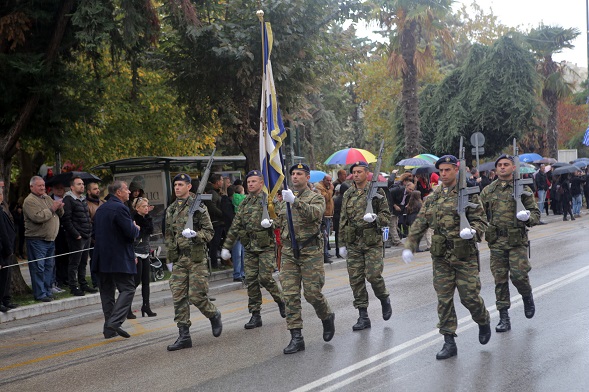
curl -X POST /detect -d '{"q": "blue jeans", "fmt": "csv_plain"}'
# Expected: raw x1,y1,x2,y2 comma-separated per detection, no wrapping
26,239,56,300
232,241,245,279
537,190,546,214
572,194,583,215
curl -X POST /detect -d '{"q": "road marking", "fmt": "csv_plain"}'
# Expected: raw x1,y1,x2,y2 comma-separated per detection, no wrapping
291,264,589,392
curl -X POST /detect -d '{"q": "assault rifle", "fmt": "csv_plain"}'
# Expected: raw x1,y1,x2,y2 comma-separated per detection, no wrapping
512,138,534,216
457,137,480,232
184,148,216,231
365,140,387,216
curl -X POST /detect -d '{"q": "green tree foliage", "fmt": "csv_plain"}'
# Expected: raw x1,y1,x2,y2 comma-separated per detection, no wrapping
420,36,542,160
524,24,580,158
161,0,362,171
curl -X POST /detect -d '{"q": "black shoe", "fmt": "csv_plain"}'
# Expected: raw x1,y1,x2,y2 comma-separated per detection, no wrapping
283,329,305,354
210,310,223,337
277,301,286,318
571,216,576,221
141,304,157,317
106,325,130,338
233,277,243,282
167,326,192,351
322,313,336,342
380,296,392,321
3,302,18,309
0,304,8,313
523,294,535,319
479,323,491,345
103,330,118,339
352,308,371,331
127,309,137,319
71,288,86,296
436,335,457,360
244,312,262,329
496,309,511,332
82,286,98,293
38,297,53,302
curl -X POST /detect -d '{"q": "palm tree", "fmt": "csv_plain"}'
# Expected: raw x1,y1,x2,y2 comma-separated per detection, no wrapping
369,0,453,157
525,24,580,158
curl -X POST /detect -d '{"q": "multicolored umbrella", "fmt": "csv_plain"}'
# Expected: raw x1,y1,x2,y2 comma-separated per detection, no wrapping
324,148,377,165
413,154,439,163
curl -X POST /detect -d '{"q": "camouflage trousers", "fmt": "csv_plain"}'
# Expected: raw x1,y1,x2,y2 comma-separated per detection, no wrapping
169,256,218,328
346,245,389,309
490,245,532,310
432,253,490,336
245,249,283,313
280,247,332,330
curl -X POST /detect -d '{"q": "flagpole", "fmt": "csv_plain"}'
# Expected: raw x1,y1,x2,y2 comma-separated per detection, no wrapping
257,10,300,258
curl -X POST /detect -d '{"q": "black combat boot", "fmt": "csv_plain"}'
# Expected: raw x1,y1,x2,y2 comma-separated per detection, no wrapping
523,294,535,319
283,329,305,354
167,326,192,351
322,313,336,342
479,323,491,345
277,301,286,318
496,309,511,332
436,335,457,360
380,296,392,321
244,311,262,329
210,310,223,337
352,308,371,331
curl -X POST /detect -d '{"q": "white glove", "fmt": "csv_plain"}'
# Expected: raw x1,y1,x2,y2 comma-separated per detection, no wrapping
166,263,173,272
402,249,414,264
282,189,295,203
516,210,531,221
261,218,273,228
363,213,377,223
339,247,347,258
221,248,231,260
182,228,197,238
460,228,476,240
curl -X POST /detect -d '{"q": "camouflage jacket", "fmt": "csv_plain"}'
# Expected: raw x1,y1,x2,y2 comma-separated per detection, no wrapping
479,179,539,247
340,185,391,248
276,188,325,250
405,184,488,253
223,192,275,252
164,195,214,262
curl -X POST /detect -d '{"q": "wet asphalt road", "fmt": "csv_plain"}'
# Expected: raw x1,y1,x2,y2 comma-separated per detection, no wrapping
1,212,588,391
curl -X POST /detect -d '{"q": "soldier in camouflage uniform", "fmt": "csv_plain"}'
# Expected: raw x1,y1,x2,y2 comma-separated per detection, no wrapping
221,170,286,329
480,154,540,333
339,161,392,331
165,173,223,351
276,163,335,354
403,155,491,360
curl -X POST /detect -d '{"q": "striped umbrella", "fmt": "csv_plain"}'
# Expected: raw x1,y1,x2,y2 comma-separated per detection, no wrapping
324,148,377,165
413,154,439,163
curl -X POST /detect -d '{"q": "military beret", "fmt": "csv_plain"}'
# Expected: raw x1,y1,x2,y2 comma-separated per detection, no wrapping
349,161,369,173
495,154,515,167
246,170,264,179
435,155,459,169
289,163,310,174
172,173,191,184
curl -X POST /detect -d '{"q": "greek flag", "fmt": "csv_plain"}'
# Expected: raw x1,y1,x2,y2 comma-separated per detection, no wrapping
259,21,286,201
583,126,589,146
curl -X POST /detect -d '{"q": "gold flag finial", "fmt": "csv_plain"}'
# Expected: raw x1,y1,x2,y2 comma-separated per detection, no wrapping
256,10,264,22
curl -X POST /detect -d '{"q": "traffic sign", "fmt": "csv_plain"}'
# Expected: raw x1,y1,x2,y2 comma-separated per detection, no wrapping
472,147,484,155
470,132,485,147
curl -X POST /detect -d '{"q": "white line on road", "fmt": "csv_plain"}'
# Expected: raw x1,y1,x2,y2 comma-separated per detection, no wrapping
292,264,589,392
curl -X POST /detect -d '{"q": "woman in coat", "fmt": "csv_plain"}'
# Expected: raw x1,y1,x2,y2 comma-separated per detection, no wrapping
131,197,156,317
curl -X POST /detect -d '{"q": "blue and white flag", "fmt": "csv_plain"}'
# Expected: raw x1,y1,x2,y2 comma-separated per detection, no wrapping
259,21,286,201
583,126,589,146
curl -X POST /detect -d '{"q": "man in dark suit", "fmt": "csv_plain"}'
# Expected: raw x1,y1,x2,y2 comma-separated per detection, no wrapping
91,180,140,339
1,180,17,312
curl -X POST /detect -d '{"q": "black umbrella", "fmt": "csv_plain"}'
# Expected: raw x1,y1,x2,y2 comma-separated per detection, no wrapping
551,162,571,168
411,165,438,175
45,171,101,187
477,161,496,172
552,165,579,176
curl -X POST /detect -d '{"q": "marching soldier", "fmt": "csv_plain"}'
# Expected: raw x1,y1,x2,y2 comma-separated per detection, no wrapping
403,155,491,360
277,163,335,354
339,161,393,331
165,173,223,351
480,154,540,332
221,170,286,329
